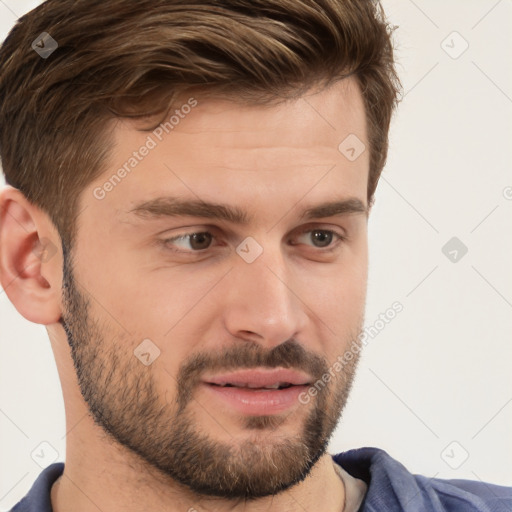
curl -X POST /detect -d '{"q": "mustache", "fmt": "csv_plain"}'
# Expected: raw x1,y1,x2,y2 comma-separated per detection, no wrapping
176,339,329,408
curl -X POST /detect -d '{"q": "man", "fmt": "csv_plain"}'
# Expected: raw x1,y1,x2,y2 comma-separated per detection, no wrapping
0,1,510,511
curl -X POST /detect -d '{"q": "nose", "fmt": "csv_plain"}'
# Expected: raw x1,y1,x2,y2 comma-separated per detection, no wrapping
221,243,308,348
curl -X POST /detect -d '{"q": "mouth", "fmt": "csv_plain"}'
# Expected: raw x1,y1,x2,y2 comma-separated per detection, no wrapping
207,382,299,390
203,367,312,390
200,368,313,415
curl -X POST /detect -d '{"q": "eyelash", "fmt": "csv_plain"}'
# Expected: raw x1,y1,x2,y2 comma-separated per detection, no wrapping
160,227,347,255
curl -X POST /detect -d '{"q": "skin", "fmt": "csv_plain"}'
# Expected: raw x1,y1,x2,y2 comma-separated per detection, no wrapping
0,76,369,512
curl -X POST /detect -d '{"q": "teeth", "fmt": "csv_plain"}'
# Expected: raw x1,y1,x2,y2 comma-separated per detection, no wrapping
213,382,293,389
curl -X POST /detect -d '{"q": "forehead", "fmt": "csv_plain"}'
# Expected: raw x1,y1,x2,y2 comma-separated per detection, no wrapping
85,77,369,224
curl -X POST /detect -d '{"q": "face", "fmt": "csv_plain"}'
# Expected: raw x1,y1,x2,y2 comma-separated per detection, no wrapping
61,77,369,499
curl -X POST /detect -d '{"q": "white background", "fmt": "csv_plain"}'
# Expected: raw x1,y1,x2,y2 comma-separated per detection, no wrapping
1,0,511,509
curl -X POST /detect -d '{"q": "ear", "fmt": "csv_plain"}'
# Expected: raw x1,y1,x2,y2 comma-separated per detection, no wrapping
0,185,63,324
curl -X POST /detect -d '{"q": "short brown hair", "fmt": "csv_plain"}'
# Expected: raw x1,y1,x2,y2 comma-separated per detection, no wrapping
0,0,400,249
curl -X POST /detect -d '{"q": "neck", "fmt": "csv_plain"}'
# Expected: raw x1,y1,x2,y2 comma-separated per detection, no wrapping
50,436,345,512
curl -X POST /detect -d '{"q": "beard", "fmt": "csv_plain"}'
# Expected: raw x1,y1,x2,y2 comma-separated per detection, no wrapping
59,244,362,500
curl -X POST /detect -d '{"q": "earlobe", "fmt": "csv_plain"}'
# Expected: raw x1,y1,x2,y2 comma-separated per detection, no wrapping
0,185,63,325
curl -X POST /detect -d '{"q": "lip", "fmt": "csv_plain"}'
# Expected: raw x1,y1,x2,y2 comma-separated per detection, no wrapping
200,368,312,416
202,368,312,388
201,382,310,415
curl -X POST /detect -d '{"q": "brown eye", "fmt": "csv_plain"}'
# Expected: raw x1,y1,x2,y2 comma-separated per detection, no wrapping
294,229,344,249
187,232,213,250
309,230,333,247
163,231,214,252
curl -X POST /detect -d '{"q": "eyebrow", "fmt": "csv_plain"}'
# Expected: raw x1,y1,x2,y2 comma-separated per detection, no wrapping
128,196,368,224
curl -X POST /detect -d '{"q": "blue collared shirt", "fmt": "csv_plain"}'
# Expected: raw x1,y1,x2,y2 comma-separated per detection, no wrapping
9,447,512,511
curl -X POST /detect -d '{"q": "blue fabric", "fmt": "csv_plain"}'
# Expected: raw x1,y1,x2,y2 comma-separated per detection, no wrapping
9,447,512,511
10,462,63,512
333,448,512,511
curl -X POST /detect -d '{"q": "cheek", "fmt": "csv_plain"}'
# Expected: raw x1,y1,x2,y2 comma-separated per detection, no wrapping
311,241,368,314
314,273,366,332
305,246,368,354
